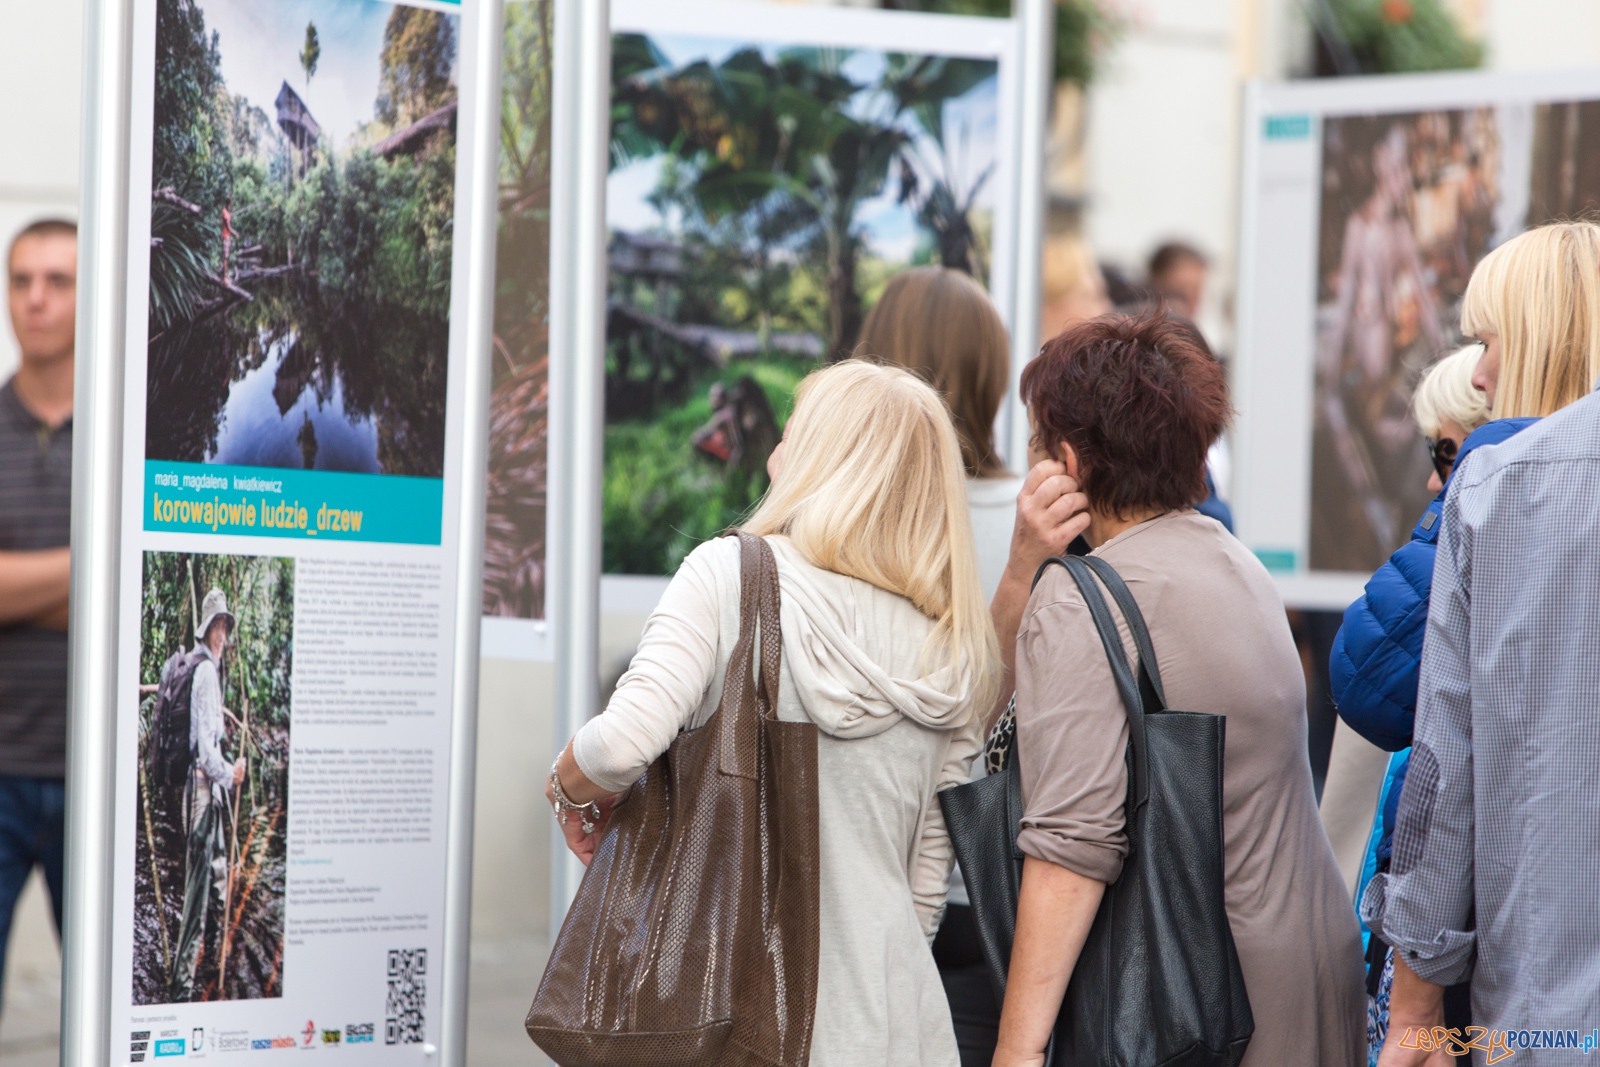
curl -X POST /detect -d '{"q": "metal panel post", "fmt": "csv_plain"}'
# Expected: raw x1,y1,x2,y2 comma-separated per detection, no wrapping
1007,0,1055,466
547,0,611,931
439,0,505,1062
62,0,135,1060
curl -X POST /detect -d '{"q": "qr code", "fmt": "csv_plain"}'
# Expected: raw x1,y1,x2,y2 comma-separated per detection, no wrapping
385,949,426,1045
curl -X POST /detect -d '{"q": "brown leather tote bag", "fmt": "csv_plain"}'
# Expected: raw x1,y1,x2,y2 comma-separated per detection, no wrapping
526,531,821,1067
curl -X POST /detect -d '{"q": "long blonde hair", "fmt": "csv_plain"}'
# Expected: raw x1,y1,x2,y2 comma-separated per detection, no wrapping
1460,221,1600,418
745,361,999,717
1413,345,1491,438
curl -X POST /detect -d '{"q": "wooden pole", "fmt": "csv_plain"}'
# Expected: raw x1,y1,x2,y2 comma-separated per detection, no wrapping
137,759,172,980
217,692,249,988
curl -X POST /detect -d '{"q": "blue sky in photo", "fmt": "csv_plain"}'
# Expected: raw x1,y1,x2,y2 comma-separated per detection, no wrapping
608,33,999,266
197,0,456,148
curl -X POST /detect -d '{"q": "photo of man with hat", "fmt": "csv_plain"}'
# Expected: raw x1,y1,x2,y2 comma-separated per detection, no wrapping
174,587,245,1000
136,552,292,1004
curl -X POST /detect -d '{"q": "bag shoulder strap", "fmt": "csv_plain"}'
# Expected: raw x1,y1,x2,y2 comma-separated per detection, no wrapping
1035,555,1149,813
1079,555,1167,711
718,530,782,779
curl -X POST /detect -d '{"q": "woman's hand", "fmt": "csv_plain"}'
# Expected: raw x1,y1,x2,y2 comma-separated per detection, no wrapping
546,776,626,866
1003,460,1090,586
546,743,626,866
986,461,1090,728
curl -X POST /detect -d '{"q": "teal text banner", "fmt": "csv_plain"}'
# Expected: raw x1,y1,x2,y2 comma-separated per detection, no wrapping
144,462,444,545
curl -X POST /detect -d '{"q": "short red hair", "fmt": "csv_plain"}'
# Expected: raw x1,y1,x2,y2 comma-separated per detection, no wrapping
1020,314,1231,519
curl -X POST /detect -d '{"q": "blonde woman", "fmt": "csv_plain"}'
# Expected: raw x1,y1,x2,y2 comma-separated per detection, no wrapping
547,361,998,1067
1465,220,1600,416
1329,347,1507,1062
855,267,1025,1065
1329,221,1600,1066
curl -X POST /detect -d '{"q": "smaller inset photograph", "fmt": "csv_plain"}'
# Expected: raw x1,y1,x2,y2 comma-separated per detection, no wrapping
134,551,293,1005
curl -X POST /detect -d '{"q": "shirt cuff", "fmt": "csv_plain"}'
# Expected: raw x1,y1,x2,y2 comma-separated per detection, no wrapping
1361,872,1477,986
1016,827,1123,884
570,723,644,795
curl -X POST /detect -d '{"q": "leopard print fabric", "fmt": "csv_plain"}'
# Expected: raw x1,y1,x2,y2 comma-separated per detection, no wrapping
983,697,1015,775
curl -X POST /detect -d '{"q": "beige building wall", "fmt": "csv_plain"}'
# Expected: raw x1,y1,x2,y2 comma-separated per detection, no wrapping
0,0,83,382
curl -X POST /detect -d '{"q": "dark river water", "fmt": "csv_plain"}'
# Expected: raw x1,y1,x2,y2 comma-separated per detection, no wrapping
205,332,380,473
144,280,448,478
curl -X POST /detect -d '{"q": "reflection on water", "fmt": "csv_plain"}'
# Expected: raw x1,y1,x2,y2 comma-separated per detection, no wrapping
207,332,380,473
144,277,448,478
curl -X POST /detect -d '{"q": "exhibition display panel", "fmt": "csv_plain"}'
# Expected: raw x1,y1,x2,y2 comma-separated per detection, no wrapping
66,0,501,1060
1235,66,1600,609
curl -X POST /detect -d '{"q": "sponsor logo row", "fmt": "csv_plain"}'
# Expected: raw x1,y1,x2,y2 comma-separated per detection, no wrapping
130,1023,375,1060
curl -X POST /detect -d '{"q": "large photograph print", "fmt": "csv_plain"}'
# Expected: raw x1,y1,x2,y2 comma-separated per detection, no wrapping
484,0,552,618
1311,98,1600,572
143,0,459,479
134,551,293,1005
1311,108,1499,571
605,15,1004,576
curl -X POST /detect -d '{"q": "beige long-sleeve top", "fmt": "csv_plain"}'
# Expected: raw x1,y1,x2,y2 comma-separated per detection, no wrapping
1014,511,1365,1067
572,534,981,1067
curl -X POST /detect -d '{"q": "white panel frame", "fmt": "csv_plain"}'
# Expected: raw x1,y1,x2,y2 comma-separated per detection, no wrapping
545,0,1049,931
1234,66,1600,611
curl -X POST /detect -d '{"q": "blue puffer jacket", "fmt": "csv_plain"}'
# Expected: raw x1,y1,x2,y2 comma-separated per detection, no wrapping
1331,417,1538,936
1329,417,1539,749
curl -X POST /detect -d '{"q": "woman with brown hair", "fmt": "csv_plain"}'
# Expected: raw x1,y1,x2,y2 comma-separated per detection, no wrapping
990,315,1365,1067
856,267,1020,603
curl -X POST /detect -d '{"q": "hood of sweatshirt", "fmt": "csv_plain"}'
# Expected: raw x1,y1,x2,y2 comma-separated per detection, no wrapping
767,537,974,740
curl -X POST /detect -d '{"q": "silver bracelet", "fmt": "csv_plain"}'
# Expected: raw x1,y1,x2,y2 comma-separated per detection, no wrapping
549,761,603,834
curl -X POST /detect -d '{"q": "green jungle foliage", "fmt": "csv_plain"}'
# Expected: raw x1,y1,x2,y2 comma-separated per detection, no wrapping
604,37,997,574
134,552,293,1005
1327,0,1484,73
299,22,320,86
145,0,456,478
377,7,457,126
485,0,554,617
603,357,810,575
612,37,995,357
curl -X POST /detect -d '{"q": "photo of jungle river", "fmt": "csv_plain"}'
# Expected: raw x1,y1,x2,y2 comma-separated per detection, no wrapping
604,31,1002,575
144,0,458,479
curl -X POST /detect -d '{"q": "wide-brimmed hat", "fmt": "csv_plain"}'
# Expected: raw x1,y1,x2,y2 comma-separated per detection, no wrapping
195,588,237,642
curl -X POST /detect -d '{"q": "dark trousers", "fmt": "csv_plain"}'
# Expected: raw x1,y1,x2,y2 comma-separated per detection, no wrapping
0,775,66,1011
934,903,1001,1066
175,770,226,1000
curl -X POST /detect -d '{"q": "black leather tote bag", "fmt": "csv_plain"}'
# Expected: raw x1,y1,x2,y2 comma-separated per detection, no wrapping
939,554,1252,1067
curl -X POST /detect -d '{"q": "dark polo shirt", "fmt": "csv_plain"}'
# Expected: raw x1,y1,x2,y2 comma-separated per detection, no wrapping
0,378,71,778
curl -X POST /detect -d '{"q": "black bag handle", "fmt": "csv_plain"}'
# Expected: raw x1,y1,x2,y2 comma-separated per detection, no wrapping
1079,555,1167,711
1032,554,1151,812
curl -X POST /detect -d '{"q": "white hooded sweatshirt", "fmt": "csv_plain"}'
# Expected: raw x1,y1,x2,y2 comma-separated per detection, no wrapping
572,534,980,1067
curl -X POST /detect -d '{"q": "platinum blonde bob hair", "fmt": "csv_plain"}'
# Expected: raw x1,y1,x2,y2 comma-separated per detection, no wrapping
1412,345,1491,439
745,360,999,718
1461,221,1600,418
